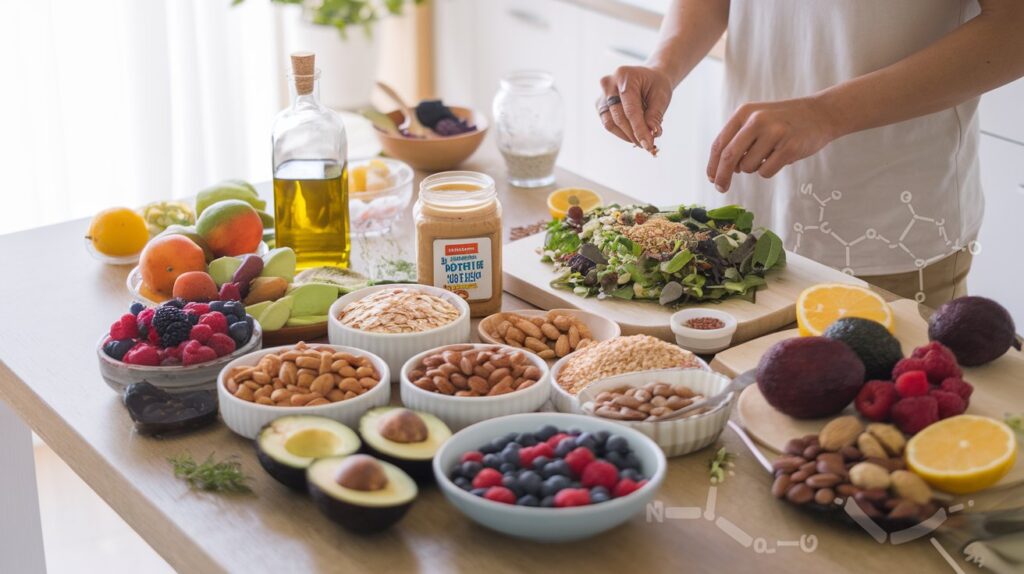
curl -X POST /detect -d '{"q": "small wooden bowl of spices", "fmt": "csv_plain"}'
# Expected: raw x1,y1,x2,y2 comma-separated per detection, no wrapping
669,308,737,354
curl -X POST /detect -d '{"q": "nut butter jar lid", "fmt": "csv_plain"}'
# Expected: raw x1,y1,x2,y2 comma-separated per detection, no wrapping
419,171,497,213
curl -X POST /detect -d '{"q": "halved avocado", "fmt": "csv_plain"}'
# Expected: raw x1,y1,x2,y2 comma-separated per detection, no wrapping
358,407,452,483
307,455,417,533
256,415,361,490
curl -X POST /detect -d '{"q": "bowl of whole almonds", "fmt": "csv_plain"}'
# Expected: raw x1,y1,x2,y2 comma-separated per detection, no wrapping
478,309,620,361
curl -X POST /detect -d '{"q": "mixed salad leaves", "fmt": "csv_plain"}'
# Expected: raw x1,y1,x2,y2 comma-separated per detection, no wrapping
541,203,785,305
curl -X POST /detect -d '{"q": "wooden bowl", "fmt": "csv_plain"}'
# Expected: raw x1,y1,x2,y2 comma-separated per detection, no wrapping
477,309,621,363
260,322,328,347
376,107,488,172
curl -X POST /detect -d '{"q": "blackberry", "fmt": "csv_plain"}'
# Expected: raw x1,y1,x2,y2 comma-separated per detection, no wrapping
152,306,187,334
159,321,191,348
567,253,595,275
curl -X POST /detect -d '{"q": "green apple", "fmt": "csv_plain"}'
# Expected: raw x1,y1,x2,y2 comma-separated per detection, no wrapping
208,256,242,287
257,296,293,331
245,300,273,318
285,314,328,327
261,247,297,282
286,282,339,316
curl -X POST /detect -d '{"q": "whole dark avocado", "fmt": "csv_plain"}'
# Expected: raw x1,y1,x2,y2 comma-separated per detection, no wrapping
928,296,1020,366
756,337,865,419
823,317,903,381
123,383,218,436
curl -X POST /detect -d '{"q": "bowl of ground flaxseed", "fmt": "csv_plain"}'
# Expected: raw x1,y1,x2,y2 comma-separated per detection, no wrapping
669,308,737,354
328,285,471,382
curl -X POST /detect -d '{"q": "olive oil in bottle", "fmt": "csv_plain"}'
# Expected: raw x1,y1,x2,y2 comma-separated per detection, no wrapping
271,52,349,269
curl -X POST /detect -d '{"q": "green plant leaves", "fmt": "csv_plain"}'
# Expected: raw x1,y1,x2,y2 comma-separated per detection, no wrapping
659,249,693,274
752,229,785,270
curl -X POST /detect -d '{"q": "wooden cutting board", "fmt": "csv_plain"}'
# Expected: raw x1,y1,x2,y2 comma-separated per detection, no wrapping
502,232,864,344
710,298,1024,489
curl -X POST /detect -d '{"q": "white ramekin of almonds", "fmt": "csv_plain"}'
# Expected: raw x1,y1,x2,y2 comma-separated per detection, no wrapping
399,344,551,430
576,368,734,457
217,342,391,439
328,284,471,381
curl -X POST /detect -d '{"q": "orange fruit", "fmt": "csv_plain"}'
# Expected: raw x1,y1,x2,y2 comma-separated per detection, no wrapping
86,207,149,257
906,415,1017,494
547,188,603,220
796,283,893,336
139,235,207,295
172,271,219,302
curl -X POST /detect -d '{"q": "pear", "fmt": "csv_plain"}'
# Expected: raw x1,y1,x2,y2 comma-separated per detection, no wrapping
287,282,339,316
208,256,242,287
261,247,297,282
257,296,294,331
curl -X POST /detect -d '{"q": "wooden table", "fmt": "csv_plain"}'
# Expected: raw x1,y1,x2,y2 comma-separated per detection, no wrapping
0,155,996,574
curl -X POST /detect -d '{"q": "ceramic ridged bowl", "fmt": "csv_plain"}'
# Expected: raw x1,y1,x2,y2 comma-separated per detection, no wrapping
217,344,391,439
376,107,488,171
327,284,471,382
476,308,622,362
399,343,551,431
433,412,667,542
576,369,735,457
96,323,263,394
548,353,710,414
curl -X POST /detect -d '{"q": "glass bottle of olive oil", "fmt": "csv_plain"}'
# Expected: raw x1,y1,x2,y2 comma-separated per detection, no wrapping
271,52,350,269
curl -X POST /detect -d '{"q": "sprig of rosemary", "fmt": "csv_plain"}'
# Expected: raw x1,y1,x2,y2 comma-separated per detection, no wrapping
708,447,735,485
169,453,253,494
1006,413,1023,438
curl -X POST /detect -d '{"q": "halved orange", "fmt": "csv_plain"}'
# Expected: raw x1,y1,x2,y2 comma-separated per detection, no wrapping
796,283,893,336
906,415,1017,494
547,188,603,220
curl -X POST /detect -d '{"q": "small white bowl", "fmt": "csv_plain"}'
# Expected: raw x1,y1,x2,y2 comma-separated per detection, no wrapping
96,323,263,394
577,369,735,457
669,308,737,354
348,158,414,237
328,284,471,382
476,309,621,361
548,352,709,414
433,412,666,542
217,344,391,439
399,344,551,431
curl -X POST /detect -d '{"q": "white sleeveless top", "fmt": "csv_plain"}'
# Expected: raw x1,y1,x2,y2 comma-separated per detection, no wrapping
719,0,983,275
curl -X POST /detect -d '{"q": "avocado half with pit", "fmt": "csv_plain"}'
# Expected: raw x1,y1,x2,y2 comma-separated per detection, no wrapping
256,415,361,490
358,407,452,483
307,454,417,533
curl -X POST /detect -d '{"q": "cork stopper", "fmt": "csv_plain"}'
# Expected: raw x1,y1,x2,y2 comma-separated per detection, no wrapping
290,52,315,95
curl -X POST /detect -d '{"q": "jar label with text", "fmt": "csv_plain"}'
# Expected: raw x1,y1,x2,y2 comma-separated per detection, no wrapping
432,238,492,301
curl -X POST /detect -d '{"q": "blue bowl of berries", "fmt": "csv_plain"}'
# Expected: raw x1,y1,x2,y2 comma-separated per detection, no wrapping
97,299,263,394
433,412,667,542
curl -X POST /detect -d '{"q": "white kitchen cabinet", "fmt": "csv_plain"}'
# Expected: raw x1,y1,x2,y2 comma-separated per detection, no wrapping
433,0,479,108
969,134,1024,326
980,77,1024,146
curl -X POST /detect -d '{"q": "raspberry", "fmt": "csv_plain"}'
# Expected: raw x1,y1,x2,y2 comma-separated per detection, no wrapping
940,378,974,403
472,468,503,489
219,282,241,302
183,302,211,316
891,357,926,381
123,343,160,366
207,332,237,357
900,342,962,384
460,451,483,464
564,447,596,476
482,486,516,505
930,389,967,419
894,370,930,398
519,442,554,468
545,432,570,449
891,395,940,434
553,488,591,507
854,380,899,421
612,478,643,498
189,324,214,344
137,307,156,335
147,328,161,345
110,313,140,340
581,460,619,490
182,343,217,366
199,312,229,334
165,341,187,360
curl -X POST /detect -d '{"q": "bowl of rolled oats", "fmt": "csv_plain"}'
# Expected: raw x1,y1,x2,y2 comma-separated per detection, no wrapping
548,335,708,413
328,284,471,381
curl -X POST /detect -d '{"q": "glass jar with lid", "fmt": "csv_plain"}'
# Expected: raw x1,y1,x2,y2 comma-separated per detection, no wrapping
492,71,564,188
414,171,502,317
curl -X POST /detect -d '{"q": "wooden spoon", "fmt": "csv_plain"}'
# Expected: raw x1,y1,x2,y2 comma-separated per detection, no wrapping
375,81,430,138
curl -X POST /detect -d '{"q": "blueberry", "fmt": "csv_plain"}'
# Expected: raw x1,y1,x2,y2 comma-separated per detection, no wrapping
103,338,136,361
575,432,598,452
454,477,471,490
536,425,558,441
209,301,226,313
245,315,255,330
606,435,630,454
518,470,542,495
516,494,540,507
491,436,512,451
540,495,556,508
129,302,145,316
471,488,488,497
482,453,501,468
591,490,611,504
499,462,517,474
502,475,523,496
623,453,641,470
619,468,643,482
228,321,252,346
591,486,610,498
567,427,582,436
554,438,577,457
460,461,482,479
516,432,538,447
501,446,521,465
224,301,244,316
542,459,570,479
532,456,550,471
479,441,499,455
594,430,610,446
605,451,626,468
569,481,582,489
541,475,570,497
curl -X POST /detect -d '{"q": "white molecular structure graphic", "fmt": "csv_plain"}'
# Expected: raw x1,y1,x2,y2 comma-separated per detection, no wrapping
790,183,981,303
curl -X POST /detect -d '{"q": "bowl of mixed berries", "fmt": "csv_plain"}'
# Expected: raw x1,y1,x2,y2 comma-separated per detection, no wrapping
97,299,262,394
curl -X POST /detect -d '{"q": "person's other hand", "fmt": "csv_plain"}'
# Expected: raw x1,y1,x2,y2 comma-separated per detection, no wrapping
707,97,841,192
597,66,673,152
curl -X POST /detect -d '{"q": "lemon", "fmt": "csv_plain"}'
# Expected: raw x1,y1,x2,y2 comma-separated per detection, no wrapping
906,415,1017,494
547,187,603,220
86,207,150,257
796,283,893,336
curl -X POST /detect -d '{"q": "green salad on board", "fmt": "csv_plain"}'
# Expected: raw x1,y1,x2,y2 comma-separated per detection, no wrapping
541,203,785,305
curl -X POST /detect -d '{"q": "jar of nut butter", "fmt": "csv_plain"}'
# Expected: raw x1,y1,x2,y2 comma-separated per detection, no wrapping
414,171,502,317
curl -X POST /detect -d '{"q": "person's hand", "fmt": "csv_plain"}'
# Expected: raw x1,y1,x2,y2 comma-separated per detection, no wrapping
707,97,842,192
597,66,673,152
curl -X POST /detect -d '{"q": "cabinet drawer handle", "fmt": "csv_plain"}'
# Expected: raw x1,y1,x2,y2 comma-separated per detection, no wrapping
507,8,549,30
609,46,649,62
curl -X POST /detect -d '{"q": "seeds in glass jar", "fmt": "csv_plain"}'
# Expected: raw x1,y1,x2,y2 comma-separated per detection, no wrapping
500,149,558,182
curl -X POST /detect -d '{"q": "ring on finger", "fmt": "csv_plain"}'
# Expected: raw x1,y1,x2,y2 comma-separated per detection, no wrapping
605,95,622,107
598,105,610,115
